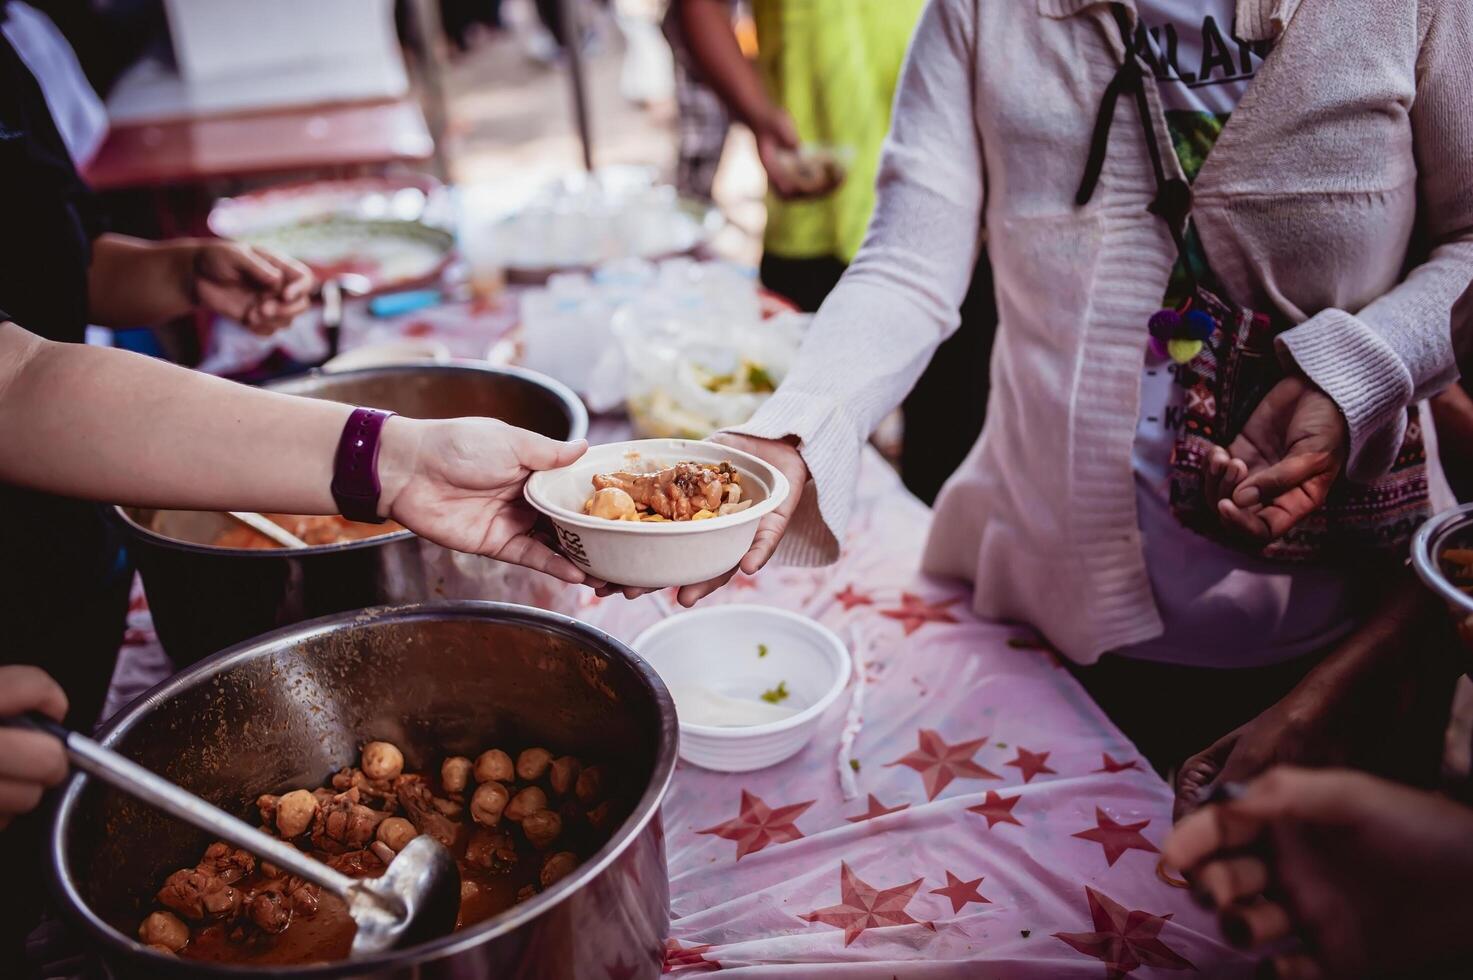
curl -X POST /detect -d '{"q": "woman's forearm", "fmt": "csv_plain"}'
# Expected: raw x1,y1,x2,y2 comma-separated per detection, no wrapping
678,0,775,129
0,322,414,515
86,234,198,328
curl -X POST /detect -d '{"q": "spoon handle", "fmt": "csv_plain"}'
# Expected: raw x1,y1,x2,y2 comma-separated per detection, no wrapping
7,713,357,901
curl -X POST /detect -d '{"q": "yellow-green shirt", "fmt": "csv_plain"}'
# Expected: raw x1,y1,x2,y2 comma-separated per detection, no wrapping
752,0,924,262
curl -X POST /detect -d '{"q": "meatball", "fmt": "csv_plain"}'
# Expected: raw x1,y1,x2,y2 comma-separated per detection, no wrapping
275,789,318,838
586,800,612,831
574,766,603,805
549,756,581,796
441,756,473,795
474,749,514,784
361,741,405,781
588,486,637,520
377,816,418,851
138,911,189,951
522,809,562,849
516,748,553,782
470,782,510,827
540,851,577,889
505,786,548,823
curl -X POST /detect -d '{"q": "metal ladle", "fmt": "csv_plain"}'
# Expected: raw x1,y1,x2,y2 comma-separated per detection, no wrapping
10,713,460,956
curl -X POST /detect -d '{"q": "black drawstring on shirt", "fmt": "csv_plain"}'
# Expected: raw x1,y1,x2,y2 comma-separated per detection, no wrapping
1075,5,1194,272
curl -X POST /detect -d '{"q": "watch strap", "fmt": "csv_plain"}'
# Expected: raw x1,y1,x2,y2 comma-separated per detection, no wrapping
331,408,395,524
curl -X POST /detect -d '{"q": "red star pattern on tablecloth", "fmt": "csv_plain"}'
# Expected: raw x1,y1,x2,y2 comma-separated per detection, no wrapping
1004,747,1058,783
846,794,910,823
696,790,815,859
929,871,991,914
799,862,935,946
1072,808,1160,867
663,938,721,973
835,584,874,611
1094,753,1141,774
879,593,960,635
967,790,1024,829
1054,886,1194,978
885,729,1000,800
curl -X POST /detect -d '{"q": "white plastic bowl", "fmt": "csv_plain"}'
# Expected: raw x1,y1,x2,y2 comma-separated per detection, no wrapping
633,605,851,772
524,439,789,589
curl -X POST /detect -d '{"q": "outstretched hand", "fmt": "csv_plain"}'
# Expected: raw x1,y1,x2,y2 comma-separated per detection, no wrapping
381,418,590,584
1165,767,1473,979
1208,376,1347,542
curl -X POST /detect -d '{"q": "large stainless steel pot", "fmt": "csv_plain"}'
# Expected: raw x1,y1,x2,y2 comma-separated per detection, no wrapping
114,364,588,666
51,601,678,979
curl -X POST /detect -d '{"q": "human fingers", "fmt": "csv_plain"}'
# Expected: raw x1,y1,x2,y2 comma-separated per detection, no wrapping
215,242,284,289
512,430,588,472
676,567,739,607
1195,855,1272,909
1205,447,1229,504
0,728,69,786
261,250,315,301
491,529,587,584
0,665,68,720
1220,899,1294,949
1163,801,1270,870
1217,498,1268,539
1174,730,1239,821
0,776,46,824
1233,452,1335,508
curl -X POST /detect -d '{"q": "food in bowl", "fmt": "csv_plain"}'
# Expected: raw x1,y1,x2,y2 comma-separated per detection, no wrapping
525,439,790,589
584,460,753,523
210,514,405,550
138,739,618,965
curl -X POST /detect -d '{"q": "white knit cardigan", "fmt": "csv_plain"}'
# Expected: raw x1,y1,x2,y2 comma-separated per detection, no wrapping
729,0,1473,662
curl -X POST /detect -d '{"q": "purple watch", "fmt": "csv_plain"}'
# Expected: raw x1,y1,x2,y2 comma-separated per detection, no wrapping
332,408,396,524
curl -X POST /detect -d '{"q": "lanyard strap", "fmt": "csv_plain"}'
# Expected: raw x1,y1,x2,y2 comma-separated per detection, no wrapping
1076,5,1195,277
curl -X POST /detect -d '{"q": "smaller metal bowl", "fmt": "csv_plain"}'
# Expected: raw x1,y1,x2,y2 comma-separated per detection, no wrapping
1411,503,1473,669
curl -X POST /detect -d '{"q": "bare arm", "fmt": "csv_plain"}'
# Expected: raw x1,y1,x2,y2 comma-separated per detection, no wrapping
85,234,198,328
0,322,589,580
678,0,773,130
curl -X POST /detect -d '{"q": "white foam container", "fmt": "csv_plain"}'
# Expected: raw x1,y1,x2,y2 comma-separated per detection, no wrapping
633,605,851,772
524,439,789,589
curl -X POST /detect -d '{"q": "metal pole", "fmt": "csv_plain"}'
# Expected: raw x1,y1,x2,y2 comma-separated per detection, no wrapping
558,0,595,171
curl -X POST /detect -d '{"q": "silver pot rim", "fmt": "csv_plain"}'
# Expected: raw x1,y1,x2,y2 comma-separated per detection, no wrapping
111,362,590,559
1412,503,1473,616
48,600,677,977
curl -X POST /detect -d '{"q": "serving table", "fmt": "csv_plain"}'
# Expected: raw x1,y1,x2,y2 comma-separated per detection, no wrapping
99,275,1247,978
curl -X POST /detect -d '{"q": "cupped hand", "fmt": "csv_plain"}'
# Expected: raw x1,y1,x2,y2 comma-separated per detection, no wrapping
593,432,810,605
1211,375,1347,542
0,665,70,831
194,240,315,335
1164,766,1473,978
380,417,590,584
754,107,805,199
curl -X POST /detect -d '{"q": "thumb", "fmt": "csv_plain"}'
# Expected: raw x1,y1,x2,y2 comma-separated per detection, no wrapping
1174,731,1239,822
511,430,587,471
1232,451,1334,507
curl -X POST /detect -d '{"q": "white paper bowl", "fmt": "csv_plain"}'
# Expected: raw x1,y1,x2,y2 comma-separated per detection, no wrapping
524,439,789,589
633,605,851,772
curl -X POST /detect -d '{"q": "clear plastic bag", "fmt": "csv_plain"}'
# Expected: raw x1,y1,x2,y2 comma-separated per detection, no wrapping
613,308,809,439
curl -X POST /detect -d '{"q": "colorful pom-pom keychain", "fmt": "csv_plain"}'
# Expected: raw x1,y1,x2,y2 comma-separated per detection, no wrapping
1148,301,1216,364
